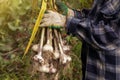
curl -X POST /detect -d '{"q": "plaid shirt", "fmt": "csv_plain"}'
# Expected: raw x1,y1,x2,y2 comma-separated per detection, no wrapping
66,0,120,80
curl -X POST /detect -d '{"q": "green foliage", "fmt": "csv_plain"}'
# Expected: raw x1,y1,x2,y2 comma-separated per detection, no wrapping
0,0,33,79
62,0,93,9
0,0,31,51
0,0,31,24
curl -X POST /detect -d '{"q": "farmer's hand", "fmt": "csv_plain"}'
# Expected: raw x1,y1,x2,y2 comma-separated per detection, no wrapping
56,0,74,17
40,10,66,27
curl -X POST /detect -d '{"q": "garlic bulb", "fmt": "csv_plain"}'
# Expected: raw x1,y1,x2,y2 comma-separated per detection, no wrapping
43,28,53,53
60,54,72,64
43,44,53,53
63,45,71,52
53,50,60,60
32,44,39,52
38,63,57,73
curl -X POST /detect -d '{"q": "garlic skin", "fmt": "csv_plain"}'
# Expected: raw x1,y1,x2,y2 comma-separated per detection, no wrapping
43,44,53,53
38,63,57,73
33,52,44,64
60,53,72,64
63,45,71,52
38,63,50,73
50,67,57,73
32,44,39,52
49,64,57,73
53,51,60,60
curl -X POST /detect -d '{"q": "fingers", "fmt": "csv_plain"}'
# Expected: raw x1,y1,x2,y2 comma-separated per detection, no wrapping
43,10,55,18
40,21,51,27
41,18,48,23
43,14,50,18
40,10,64,27
40,22,48,27
40,10,53,27
47,10,54,13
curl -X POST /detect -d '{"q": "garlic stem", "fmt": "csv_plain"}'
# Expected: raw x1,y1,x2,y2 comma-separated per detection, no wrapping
38,28,45,51
58,31,64,47
47,28,50,44
54,29,59,40
33,28,45,64
58,31,72,64
53,37,60,59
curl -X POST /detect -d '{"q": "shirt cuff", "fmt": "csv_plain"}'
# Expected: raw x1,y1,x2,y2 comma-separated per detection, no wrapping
66,17,81,35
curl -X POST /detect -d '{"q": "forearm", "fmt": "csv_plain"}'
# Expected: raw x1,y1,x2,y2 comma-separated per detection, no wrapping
65,17,119,50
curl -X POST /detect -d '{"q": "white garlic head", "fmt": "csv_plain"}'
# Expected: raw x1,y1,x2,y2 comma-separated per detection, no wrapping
43,44,53,53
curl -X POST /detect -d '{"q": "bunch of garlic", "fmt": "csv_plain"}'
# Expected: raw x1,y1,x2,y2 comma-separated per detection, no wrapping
32,27,72,74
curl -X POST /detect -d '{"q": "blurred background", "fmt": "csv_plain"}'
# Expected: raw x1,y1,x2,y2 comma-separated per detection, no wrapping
0,0,93,80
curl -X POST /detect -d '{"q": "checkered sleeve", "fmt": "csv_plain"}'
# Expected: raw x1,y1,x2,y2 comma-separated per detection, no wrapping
66,17,119,50
100,0,120,16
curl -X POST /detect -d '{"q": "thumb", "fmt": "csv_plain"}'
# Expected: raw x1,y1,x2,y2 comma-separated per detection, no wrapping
46,10,55,14
55,1,68,15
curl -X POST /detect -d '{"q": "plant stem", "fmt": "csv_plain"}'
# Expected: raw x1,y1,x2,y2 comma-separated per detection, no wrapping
58,31,64,47
53,35,60,59
58,31,72,64
46,28,50,44
33,28,45,64
38,27,45,54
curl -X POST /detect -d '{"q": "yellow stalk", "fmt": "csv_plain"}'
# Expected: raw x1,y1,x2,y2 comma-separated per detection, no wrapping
23,0,47,58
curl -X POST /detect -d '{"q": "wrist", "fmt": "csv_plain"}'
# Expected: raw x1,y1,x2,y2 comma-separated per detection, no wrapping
60,15,67,27
67,9,74,17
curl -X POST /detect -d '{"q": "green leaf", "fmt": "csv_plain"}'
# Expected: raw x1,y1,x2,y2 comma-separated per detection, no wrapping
8,22,23,31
